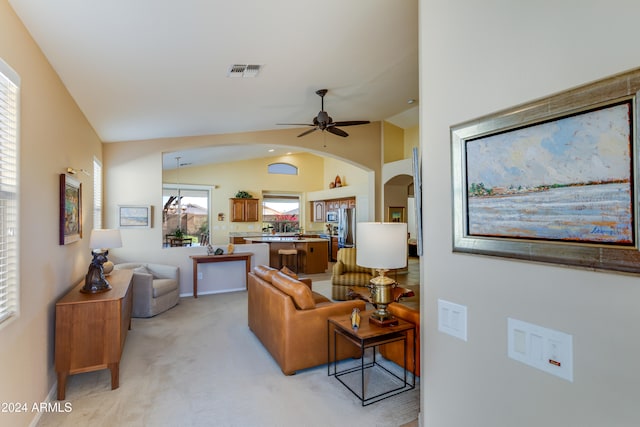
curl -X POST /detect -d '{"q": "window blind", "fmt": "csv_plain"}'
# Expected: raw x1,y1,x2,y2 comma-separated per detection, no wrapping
0,58,19,327
93,158,102,229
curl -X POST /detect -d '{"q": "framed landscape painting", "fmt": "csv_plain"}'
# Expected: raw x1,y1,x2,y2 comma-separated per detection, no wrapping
451,68,640,273
118,205,152,228
389,206,405,223
466,100,633,245
59,174,82,245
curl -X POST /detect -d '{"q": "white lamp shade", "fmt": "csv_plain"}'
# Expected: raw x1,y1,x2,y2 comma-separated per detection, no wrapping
89,229,122,250
356,222,407,269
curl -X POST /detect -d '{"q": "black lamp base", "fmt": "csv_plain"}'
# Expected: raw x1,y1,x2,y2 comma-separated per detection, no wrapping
80,278,111,294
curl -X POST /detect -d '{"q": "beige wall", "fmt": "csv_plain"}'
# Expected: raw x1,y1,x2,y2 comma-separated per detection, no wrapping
403,125,418,159
322,155,369,191
0,1,103,425
421,1,640,426
383,121,404,163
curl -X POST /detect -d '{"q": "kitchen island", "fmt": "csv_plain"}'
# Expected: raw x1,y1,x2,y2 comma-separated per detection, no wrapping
243,237,328,274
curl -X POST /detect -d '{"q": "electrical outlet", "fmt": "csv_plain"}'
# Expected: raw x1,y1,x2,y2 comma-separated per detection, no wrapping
507,318,573,382
197,272,203,280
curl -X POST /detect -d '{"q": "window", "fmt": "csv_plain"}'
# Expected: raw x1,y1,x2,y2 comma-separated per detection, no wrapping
162,185,210,246
267,163,298,175
93,158,102,229
0,58,19,327
262,194,300,233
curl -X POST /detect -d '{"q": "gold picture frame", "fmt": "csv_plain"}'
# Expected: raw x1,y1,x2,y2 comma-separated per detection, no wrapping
451,67,640,273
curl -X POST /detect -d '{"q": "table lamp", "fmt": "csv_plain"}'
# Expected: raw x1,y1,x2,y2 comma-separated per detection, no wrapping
82,229,122,293
356,222,408,326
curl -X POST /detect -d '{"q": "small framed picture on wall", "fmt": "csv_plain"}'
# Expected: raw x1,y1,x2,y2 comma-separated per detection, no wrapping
118,205,152,228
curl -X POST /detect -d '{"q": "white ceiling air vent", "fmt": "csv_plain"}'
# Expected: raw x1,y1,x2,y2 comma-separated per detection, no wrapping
227,64,262,78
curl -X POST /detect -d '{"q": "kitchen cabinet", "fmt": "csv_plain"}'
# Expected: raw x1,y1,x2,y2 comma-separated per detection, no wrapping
325,197,355,211
243,238,329,274
312,201,325,222
230,198,259,222
331,236,339,261
326,200,339,211
303,241,329,273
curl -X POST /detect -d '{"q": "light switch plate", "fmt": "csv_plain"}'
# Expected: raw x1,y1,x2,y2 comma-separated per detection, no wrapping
507,317,573,382
438,299,468,341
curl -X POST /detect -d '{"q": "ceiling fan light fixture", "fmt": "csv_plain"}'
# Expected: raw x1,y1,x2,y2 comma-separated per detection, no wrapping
277,89,370,138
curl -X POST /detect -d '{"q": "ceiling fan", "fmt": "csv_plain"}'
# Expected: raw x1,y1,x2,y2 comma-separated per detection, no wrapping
278,89,370,138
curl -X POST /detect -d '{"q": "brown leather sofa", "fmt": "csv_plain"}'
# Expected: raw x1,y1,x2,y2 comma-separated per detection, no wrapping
248,265,366,375
379,303,421,377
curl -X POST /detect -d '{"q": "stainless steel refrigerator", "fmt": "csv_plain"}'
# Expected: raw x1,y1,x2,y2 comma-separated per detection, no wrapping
337,207,356,248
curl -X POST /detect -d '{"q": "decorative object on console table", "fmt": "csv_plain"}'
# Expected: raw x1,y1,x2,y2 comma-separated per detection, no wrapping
356,222,408,326
59,173,82,245
82,229,122,294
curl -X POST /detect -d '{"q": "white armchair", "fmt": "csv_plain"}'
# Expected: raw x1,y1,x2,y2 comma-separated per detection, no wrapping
114,262,180,318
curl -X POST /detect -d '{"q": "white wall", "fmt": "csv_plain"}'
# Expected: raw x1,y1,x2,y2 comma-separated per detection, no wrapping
421,1,640,426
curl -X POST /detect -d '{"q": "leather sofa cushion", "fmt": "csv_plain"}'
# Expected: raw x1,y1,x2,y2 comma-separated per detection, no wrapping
280,266,298,279
270,272,315,310
253,265,278,282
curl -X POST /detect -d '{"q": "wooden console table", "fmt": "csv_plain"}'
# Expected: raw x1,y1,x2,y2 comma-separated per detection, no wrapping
55,269,133,400
189,253,253,298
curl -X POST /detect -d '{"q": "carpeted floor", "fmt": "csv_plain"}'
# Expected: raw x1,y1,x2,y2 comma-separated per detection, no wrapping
37,282,420,427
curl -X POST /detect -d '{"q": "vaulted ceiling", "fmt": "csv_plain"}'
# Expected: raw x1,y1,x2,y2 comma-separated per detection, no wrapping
9,0,419,146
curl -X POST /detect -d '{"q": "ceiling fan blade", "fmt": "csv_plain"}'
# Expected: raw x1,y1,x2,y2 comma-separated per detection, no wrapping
277,123,314,126
297,127,319,137
327,126,349,137
332,120,370,127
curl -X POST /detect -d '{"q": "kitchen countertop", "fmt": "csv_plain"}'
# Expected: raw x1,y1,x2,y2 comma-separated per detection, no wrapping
229,231,320,237
243,237,329,243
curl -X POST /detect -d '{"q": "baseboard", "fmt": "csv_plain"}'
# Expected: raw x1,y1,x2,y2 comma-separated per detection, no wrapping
28,381,58,427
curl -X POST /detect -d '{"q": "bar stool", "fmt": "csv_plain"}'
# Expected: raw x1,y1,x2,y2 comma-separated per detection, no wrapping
278,248,299,273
